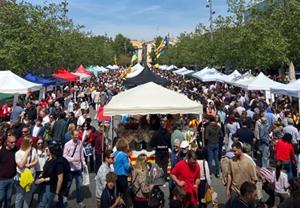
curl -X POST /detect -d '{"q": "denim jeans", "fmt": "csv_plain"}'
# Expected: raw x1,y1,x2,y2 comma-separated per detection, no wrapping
0,178,14,208
39,184,51,208
282,161,293,181
48,192,64,208
65,170,83,203
15,181,34,208
207,143,220,175
260,144,270,168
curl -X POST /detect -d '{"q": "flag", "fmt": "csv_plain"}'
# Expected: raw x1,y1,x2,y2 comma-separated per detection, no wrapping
155,36,168,58
119,65,132,79
131,51,138,65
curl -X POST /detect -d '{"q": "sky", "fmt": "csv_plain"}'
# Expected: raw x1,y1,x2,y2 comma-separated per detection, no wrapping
20,0,230,41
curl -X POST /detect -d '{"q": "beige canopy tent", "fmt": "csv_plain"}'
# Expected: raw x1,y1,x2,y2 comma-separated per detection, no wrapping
104,82,203,116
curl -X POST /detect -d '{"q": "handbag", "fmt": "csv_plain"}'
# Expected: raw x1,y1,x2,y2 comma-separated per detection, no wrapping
202,160,212,204
84,143,93,156
128,172,141,198
82,163,90,186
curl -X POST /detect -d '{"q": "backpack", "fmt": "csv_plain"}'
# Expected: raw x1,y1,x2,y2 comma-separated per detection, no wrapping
148,187,164,208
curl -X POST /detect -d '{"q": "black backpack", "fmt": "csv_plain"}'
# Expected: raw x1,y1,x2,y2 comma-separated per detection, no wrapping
148,187,164,208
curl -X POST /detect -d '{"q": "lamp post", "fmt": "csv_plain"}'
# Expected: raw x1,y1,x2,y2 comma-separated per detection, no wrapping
206,0,214,41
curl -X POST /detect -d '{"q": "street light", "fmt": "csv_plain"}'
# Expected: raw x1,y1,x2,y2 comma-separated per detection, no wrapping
206,0,215,41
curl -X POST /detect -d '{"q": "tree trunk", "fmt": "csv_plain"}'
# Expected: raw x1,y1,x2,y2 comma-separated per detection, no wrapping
289,61,296,81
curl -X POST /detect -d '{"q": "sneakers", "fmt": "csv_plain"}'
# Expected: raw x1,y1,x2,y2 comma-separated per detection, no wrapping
77,202,86,208
63,197,68,204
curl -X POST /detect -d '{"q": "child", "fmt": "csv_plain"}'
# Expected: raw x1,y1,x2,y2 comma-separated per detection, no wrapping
100,172,125,208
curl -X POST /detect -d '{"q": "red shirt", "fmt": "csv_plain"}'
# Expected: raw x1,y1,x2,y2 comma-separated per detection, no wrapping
171,160,200,206
275,139,296,163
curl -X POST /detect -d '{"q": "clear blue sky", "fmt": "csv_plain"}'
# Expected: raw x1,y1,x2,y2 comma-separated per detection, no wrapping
21,0,230,41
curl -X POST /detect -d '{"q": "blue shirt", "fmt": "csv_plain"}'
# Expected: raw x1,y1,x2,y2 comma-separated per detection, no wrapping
113,151,131,176
10,106,23,122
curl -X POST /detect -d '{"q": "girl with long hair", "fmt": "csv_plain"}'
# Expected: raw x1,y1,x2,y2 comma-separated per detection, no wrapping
15,136,38,208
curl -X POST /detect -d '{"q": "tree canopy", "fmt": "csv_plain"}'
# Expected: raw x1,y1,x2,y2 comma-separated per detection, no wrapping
0,1,133,75
160,0,300,71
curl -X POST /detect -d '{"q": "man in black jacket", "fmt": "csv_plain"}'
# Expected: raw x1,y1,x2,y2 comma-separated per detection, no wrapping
150,125,171,180
205,115,223,177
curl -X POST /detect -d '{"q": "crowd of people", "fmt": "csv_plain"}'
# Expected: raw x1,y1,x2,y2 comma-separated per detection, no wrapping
0,66,300,208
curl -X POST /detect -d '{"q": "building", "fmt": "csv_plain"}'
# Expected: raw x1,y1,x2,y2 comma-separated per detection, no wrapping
130,37,177,64
130,40,144,63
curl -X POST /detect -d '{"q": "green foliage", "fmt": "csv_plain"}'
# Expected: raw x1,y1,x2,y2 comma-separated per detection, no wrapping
163,0,300,71
0,1,126,75
113,33,134,63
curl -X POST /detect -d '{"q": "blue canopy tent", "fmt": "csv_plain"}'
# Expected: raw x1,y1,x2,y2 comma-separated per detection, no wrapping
24,72,56,87
24,73,68,99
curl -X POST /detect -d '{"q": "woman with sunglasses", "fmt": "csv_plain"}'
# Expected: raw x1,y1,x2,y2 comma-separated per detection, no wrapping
35,143,53,208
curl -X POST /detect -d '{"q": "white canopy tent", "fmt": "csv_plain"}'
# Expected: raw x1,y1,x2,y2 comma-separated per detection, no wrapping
178,70,194,76
106,65,118,70
174,67,189,74
0,71,42,94
230,72,255,87
95,66,109,73
159,65,169,70
71,72,91,82
166,65,177,71
200,72,227,82
271,79,300,98
238,72,285,91
220,70,242,83
192,67,218,79
126,63,144,78
104,82,203,116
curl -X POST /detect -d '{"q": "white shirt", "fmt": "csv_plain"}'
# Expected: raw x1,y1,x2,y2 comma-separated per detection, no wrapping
67,101,74,113
197,160,211,186
15,148,38,175
42,115,50,125
35,149,48,172
272,171,289,194
32,125,41,137
77,115,86,127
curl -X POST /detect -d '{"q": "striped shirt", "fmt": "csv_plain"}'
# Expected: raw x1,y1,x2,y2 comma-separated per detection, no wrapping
260,167,273,183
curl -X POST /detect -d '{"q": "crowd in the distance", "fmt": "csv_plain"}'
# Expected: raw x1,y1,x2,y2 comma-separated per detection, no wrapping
0,67,300,208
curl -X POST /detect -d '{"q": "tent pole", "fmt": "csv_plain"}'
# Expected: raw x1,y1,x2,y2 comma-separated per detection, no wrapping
298,98,300,115
13,94,18,107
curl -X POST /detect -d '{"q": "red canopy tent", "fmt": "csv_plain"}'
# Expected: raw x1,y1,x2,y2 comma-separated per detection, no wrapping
76,64,93,76
52,67,79,82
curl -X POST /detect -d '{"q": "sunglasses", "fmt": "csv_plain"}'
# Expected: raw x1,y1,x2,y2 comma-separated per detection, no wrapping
109,156,115,159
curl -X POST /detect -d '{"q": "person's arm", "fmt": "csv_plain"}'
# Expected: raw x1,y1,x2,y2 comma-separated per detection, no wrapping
170,163,185,187
16,149,31,169
56,173,63,194
226,174,232,198
226,160,232,198
122,153,131,173
63,143,74,162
